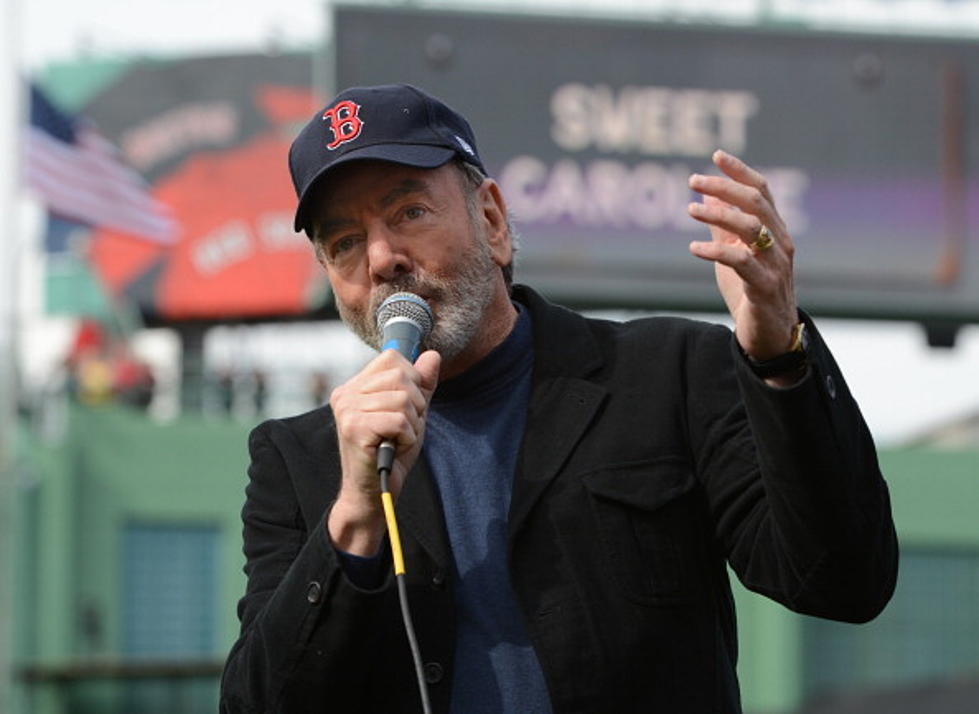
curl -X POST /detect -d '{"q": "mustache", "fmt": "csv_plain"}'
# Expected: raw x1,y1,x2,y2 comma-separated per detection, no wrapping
368,274,446,318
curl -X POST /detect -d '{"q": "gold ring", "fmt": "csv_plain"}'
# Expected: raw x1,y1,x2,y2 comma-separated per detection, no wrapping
751,225,774,252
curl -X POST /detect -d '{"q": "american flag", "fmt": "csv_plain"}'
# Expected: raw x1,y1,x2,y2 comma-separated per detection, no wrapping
24,84,177,245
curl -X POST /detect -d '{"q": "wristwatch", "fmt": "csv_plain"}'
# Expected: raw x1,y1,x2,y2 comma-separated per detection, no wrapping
743,322,809,379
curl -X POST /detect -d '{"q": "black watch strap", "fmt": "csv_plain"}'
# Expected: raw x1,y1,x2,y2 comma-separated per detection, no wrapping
743,322,809,378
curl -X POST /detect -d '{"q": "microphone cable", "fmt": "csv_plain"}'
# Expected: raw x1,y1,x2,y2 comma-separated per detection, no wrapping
378,441,433,714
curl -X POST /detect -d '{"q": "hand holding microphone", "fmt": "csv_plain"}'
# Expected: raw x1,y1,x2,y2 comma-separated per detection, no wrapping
327,293,440,556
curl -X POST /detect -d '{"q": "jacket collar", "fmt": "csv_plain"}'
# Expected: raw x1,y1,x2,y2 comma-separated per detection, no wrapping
511,284,604,382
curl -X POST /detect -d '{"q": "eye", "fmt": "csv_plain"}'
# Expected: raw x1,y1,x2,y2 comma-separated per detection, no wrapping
403,205,426,220
329,235,362,261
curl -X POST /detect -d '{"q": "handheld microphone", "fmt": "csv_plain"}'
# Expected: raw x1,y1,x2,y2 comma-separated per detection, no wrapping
375,292,434,472
377,292,435,362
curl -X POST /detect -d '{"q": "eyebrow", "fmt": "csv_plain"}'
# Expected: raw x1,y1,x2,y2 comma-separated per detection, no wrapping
314,217,354,241
379,178,429,209
315,178,431,239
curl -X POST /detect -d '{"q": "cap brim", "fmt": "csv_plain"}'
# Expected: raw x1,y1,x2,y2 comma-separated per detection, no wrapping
293,143,458,234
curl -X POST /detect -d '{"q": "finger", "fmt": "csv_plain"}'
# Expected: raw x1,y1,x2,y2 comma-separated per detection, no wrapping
334,370,430,424
414,350,442,400
689,238,767,286
689,173,779,234
367,348,412,370
340,389,425,420
370,411,421,450
354,362,425,397
713,150,775,205
331,371,427,429
342,407,422,449
688,196,764,247
350,351,412,388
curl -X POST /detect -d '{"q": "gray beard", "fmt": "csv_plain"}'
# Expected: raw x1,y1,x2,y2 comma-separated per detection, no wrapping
335,231,500,363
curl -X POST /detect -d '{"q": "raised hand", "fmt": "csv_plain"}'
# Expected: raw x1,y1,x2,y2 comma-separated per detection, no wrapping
687,150,799,363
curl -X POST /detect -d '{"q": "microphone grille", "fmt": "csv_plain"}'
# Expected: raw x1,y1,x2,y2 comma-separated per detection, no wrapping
376,292,434,337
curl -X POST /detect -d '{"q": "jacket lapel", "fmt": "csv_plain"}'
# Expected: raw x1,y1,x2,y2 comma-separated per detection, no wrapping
507,286,607,542
508,376,606,541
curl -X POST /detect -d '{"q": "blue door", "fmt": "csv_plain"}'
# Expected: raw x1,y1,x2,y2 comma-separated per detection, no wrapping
121,523,219,713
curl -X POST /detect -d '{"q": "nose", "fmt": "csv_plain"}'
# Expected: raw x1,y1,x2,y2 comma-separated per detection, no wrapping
366,227,412,284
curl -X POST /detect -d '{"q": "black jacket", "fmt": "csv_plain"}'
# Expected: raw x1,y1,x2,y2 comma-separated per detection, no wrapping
220,285,898,713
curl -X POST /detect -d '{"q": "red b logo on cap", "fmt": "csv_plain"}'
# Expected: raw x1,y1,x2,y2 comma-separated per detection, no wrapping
322,100,364,150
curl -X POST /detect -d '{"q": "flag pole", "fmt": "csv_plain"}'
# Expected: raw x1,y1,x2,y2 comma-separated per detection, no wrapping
0,0,23,710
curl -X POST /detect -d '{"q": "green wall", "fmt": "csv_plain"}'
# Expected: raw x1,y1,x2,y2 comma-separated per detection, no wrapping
15,405,251,714
878,448,979,546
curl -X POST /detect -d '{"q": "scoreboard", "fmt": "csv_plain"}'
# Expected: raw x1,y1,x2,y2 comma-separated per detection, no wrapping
334,5,979,327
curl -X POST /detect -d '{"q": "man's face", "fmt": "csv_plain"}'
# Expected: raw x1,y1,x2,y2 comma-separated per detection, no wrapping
310,161,510,361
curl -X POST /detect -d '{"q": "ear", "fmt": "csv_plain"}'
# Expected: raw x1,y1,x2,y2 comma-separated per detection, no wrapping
477,178,512,267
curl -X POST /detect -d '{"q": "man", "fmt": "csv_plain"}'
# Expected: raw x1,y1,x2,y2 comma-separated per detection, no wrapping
220,84,897,714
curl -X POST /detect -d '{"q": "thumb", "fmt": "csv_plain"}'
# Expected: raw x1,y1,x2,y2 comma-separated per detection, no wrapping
414,350,442,399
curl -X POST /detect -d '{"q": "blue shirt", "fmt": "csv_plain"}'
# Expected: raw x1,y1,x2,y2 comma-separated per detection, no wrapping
423,305,551,713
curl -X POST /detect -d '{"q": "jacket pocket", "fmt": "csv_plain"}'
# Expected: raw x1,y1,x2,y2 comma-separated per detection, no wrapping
582,458,699,606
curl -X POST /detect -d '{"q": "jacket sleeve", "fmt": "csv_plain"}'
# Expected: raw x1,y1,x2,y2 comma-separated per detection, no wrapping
687,313,898,623
219,419,393,713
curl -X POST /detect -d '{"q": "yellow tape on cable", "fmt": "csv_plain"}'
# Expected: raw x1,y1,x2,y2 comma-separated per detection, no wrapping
381,492,406,576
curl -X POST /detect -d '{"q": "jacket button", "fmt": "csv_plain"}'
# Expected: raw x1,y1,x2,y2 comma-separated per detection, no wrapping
825,374,837,399
306,581,322,604
423,662,444,684
431,571,446,589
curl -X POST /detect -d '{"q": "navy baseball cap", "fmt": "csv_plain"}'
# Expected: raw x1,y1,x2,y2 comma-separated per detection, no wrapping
289,84,486,236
